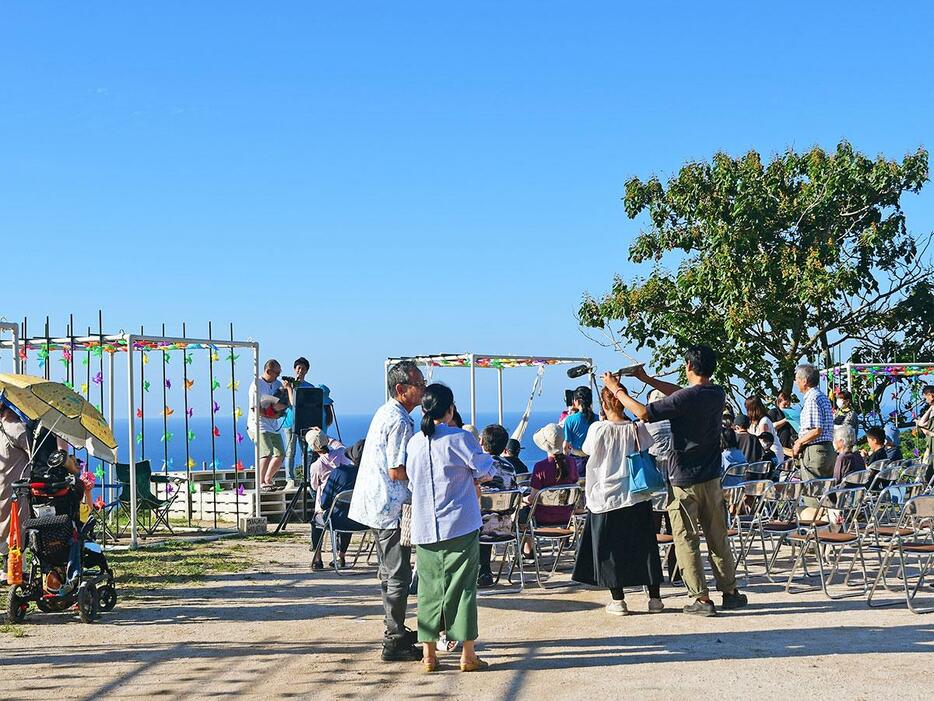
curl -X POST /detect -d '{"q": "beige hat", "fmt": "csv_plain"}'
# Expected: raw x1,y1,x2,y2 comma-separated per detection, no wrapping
462,424,480,441
304,426,330,452
533,423,563,455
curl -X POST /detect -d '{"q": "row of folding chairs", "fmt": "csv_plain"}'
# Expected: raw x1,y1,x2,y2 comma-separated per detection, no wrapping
720,458,934,613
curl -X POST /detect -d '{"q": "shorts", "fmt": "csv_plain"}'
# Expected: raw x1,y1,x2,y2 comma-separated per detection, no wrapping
259,432,285,459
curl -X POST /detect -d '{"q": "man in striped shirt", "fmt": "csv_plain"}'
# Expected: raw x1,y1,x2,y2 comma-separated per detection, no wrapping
792,363,836,483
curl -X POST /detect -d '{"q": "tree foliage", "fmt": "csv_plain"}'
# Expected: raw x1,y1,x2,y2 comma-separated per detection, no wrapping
579,141,934,396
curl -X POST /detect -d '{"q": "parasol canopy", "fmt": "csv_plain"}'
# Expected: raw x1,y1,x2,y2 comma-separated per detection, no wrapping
0,373,117,462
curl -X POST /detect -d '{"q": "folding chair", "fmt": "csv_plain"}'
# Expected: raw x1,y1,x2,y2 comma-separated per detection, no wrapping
867,494,934,613
722,463,748,487
479,489,525,591
745,461,774,481
522,484,581,588
786,486,869,599
314,489,372,575
721,484,749,583
651,490,681,585
106,460,185,536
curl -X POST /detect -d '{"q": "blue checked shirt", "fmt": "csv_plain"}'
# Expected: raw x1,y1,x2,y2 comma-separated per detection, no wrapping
799,387,834,445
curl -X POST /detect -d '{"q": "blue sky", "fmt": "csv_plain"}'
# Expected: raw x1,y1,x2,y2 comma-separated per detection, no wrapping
2,2,932,413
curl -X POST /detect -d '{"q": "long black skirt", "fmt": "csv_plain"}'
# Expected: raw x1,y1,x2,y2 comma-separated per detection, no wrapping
572,500,663,589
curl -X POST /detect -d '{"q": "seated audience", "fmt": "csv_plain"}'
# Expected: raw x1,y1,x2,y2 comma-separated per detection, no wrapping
477,424,517,588
832,425,865,483
311,439,366,569
721,427,747,486
734,415,764,463
503,438,529,475
862,426,888,467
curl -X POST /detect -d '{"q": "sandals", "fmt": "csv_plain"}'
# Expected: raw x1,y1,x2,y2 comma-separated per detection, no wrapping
459,657,489,672
423,657,439,673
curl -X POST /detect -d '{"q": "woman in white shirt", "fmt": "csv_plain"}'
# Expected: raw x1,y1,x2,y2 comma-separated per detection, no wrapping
571,384,664,616
745,396,784,467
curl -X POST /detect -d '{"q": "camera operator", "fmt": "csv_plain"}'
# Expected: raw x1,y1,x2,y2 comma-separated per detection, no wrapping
281,357,312,489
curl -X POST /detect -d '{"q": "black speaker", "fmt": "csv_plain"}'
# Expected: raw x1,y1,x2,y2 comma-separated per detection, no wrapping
293,386,325,432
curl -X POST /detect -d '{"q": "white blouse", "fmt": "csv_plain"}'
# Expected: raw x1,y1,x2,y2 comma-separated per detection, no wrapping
581,420,655,514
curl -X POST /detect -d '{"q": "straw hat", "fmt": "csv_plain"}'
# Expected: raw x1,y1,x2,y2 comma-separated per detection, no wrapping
533,423,563,455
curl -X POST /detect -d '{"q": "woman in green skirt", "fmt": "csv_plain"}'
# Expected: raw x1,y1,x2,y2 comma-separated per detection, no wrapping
406,384,496,672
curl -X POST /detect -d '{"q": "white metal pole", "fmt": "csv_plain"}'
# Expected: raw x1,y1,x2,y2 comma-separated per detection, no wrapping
469,353,477,427
109,351,115,518
127,335,138,548
846,361,853,394
0,323,19,373
497,367,504,426
384,360,391,403
253,343,261,519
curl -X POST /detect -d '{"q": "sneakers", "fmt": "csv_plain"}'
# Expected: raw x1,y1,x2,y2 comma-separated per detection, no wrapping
381,644,423,662
606,600,629,616
284,479,297,490
648,598,664,613
682,599,717,617
721,590,748,610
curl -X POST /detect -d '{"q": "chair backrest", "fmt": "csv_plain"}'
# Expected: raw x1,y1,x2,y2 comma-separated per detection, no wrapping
842,469,873,487
819,486,867,518
867,458,891,472
904,494,934,520
742,479,772,497
723,463,748,478
114,461,155,502
480,489,522,514
746,461,773,479
868,464,903,491
334,489,354,505
800,478,834,499
766,481,803,503
534,484,580,507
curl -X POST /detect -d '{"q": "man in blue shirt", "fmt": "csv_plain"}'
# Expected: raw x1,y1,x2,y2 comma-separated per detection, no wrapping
282,357,332,489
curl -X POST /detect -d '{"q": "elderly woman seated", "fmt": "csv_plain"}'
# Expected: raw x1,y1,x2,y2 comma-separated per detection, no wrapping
832,424,865,483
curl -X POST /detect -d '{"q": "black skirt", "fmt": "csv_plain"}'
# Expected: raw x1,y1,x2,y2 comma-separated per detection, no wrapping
572,499,663,589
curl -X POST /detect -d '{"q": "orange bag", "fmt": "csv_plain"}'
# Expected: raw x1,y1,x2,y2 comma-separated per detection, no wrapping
7,501,23,586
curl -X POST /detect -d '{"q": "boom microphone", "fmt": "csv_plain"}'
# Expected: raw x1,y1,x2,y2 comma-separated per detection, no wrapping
566,364,591,379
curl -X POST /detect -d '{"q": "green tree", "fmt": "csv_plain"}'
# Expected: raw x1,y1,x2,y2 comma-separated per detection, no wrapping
579,141,934,397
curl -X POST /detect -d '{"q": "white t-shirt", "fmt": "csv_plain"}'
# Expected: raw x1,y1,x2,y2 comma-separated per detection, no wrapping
753,416,784,466
581,420,655,514
249,377,284,434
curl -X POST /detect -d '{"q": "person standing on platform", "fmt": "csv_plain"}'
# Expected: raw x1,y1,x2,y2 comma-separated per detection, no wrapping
608,346,748,617
282,357,312,489
349,360,425,663
249,359,287,491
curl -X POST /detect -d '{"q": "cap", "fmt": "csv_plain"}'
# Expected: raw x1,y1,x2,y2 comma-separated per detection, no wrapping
304,426,330,452
505,438,522,454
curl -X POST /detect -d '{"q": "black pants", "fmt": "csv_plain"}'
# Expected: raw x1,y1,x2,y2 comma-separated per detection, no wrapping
611,585,660,600
311,524,352,558
479,544,493,578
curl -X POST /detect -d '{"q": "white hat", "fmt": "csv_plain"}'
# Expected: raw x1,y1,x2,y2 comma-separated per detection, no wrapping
533,423,563,455
304,426,329,452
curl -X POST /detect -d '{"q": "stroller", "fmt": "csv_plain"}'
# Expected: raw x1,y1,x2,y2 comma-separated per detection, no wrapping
5,449,116,623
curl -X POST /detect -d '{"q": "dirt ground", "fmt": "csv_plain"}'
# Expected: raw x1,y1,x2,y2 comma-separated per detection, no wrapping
2,535,932,701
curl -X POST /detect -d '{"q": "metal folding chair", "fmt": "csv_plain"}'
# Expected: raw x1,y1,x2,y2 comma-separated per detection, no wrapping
479,489,525,591
786,486,869,599
867,494,934,613
105,460,185,537
314,489,372,575
745,460,774,481
522,484,581,588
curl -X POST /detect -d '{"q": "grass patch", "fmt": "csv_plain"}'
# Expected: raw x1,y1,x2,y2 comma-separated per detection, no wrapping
0,624,25,638
110,539,252,592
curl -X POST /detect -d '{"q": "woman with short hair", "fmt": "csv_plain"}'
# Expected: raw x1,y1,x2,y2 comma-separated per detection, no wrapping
745,396,785,467
405,384,496,673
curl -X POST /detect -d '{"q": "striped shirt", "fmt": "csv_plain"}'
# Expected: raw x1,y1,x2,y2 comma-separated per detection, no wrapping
799,387,834,445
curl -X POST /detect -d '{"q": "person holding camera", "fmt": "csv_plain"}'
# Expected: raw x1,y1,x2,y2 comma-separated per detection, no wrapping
249,359,288,491
606,346,747,617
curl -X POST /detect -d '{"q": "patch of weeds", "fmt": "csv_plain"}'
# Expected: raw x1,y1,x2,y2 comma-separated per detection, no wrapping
0,624,25,638
110,540,252,592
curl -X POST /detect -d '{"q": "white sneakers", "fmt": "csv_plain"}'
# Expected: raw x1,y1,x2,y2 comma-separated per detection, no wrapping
606,598,665,615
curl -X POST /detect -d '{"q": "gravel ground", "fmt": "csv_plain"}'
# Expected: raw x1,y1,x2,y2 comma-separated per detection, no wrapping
1,536,932,701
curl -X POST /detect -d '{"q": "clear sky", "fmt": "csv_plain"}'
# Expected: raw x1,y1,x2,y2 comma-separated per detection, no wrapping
2,2,932,413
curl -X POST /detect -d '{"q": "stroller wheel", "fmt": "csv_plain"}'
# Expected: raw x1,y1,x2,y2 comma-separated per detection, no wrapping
77,584,98,624
97,584,117,612
5,585,29,623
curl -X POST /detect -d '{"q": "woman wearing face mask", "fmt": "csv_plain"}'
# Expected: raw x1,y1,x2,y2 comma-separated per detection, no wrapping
833,390,859,432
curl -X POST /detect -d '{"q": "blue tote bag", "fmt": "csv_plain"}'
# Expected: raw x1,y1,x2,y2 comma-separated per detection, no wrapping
627,424,666,495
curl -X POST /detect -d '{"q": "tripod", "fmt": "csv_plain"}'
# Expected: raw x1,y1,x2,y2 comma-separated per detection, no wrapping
275,431,314,532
